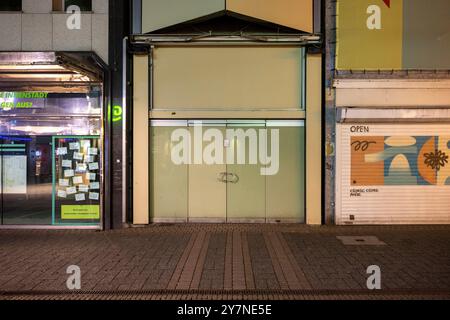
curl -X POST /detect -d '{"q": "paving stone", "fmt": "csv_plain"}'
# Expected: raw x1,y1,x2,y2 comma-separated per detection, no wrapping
0,224,449,299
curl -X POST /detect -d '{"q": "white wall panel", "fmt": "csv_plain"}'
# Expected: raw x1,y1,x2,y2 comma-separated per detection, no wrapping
53,13,92,51
23,0,52,14
22,14,53,51
92,0,109,14
0,14,22,51
92,14,109,63
335,80,450,108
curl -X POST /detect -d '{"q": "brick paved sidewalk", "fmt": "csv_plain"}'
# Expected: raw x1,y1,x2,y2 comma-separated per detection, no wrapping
0,224,449,300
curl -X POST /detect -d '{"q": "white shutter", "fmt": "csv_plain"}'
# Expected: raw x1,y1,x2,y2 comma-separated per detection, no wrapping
336,124,450,225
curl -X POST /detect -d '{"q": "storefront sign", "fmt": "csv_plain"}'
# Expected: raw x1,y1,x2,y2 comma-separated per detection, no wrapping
61,205,100,220
0,92,48,109
337,0,450,70
108,105,123,122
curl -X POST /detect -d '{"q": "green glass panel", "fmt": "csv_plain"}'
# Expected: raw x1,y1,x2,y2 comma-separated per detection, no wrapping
266,124,305,222
150,124,188,221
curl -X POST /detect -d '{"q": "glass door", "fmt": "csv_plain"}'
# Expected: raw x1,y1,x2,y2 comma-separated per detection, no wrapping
188,121,227,222
226,121,267,222
1,135,53,225
265,121,305,223
150,120,188,222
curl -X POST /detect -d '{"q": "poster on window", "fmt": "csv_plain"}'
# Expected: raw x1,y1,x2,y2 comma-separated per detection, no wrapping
53,136,101,224
0,155,27,194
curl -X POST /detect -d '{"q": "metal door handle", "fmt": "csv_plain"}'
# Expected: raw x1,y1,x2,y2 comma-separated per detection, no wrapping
218,172,240,183
217,172,230,183
229,173,240,184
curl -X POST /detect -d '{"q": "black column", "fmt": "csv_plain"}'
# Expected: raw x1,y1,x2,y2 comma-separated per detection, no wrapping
105,0,131,229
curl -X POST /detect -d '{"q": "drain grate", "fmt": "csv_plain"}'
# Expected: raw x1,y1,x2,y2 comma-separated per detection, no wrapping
336,236,386,246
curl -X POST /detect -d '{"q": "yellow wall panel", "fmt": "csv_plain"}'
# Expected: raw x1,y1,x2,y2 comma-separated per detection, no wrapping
306,53,322,225
337,0,403,70
227,0,313,33
133,55,150,225
153,46,304,110
142,0,225,33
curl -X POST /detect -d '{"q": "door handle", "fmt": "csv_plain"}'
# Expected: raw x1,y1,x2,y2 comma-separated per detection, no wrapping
229,173,240,184
217,172,239,183
217,172,230,183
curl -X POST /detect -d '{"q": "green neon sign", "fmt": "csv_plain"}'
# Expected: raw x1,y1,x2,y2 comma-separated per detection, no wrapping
0,92,49,109
108,105,123,122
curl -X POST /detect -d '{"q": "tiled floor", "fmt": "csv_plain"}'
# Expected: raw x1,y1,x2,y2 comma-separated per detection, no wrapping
0,224,449,299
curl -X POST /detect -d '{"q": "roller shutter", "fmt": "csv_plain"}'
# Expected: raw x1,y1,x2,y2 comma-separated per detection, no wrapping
336,124,450,225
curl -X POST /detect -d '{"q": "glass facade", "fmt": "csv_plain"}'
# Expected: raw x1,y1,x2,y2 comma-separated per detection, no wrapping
0,89,102,227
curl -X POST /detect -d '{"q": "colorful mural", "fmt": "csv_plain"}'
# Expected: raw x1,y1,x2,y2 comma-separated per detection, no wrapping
351,136,450,186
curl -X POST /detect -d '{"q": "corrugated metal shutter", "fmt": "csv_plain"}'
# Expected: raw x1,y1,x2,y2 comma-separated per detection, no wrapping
336,124,450,225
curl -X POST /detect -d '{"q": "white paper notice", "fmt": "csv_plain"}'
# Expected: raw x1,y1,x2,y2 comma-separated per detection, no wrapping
59,179,70,187
57,147,68,156
57,190,67,198
75,193,86,202
62,160,72,168
88,148,98,155
84,155,94,163
89,162,99,170
89,192,100,201
90,182,100,190
69,142,80,150
66,187,77,195
76,163,87,172
73,152,84,161
81,140,91,149
86,173,96,181
64,169,75,178
78,185,89,193
73,176,83,185
0,156,27,194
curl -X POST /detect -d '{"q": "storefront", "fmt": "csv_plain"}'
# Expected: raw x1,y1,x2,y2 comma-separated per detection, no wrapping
130,0,322,225
0,52,105,228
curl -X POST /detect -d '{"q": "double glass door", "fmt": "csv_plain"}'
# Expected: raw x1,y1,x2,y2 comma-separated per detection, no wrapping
150,120,305,223
188,122,266,222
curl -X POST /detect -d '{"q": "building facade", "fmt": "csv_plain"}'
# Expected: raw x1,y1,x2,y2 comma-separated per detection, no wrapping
128,0,323,225
0,0,128,229
326,0,450,224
